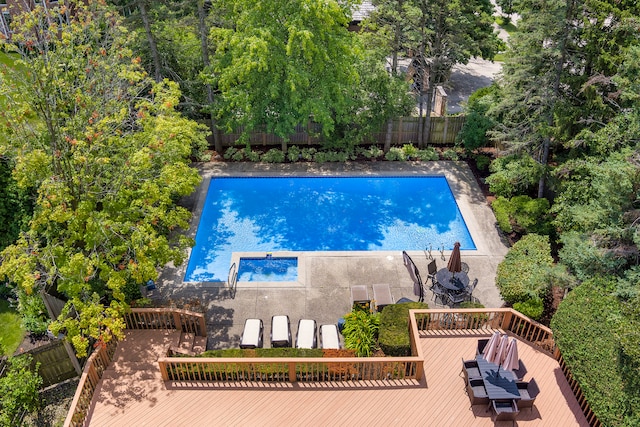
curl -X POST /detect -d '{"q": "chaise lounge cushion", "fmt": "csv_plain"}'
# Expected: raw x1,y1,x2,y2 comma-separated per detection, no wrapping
240,318,263,349
320,324,341,349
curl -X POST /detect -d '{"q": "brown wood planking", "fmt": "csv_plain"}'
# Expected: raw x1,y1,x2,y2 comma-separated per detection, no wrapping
86,330,590,427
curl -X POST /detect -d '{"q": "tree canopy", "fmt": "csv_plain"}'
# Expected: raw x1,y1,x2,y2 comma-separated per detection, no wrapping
209,0,361,142
0,1,207,356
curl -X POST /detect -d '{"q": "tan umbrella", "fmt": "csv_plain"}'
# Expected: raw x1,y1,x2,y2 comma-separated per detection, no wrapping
483,331,501,362
493,333,510,365
501,338,520,372
447,241,462,276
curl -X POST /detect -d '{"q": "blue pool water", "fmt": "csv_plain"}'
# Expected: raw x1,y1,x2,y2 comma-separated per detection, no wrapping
238,257,298,282
184,176,475,282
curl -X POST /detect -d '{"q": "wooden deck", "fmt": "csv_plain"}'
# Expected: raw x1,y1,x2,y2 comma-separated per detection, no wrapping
86,329,590,426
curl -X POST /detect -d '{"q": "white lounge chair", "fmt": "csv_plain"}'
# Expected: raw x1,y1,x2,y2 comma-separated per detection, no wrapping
295,319,317,349
270,315,291,347
373,283,394,312
240,318,263,349
320,324,341,349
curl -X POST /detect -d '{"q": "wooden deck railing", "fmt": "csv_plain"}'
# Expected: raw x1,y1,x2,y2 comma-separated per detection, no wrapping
159,356,422,382
123,308,207,337
63,308,206,427
410,308,600,427
63,338,117,427
159,309,425,383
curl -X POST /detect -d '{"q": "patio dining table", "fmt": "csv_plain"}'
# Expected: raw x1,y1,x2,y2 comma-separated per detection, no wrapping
435,269,469,292
475,355,521,401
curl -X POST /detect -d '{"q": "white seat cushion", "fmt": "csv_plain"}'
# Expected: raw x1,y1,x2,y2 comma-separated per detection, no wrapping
241,319,262,348
271,315,290,344
296,319,316,349
320,324,340,349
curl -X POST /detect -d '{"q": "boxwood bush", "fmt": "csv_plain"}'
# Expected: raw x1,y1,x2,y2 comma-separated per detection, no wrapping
496,234,554,304
378,301,429,356
199,348,324,358
551,278,640,426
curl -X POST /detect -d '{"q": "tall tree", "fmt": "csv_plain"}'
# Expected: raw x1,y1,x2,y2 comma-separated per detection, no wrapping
366,0,501,146
0,1,207,356
209,0,360,146
490,0,640,197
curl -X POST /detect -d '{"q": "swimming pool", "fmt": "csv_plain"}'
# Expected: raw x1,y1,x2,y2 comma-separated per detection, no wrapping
184,176,475,282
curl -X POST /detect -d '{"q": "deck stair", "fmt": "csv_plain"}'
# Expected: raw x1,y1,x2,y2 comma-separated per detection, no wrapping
170,332,208,356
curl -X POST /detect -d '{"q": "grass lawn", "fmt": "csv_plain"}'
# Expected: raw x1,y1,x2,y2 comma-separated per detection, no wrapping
495,16,518,35
0,299,26,356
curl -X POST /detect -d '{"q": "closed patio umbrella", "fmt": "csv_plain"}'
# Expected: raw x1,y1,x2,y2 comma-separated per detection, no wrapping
403,251,424,302
483,331,501,363
501,338,520,372
447,242,462,276
493,333,510,365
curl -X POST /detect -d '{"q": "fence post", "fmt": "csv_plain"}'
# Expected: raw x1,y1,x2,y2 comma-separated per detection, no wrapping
173,312,182,332
288,362,297,382
198,315,207,337
159,361,169,381
500,310,513,331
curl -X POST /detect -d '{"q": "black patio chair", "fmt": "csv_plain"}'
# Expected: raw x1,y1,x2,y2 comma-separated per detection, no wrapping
466,278,478,302
447,290,468,307
491,399,520,425
516,378,540,412
430,282,448,305
476,338,489,356
466,378,489,411
425,259,437,287
460,358,481,384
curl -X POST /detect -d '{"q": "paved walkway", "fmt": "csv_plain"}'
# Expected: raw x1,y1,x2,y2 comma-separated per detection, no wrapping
154,161,509,350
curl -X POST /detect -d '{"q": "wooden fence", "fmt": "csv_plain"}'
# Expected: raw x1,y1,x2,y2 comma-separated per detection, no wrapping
63,308,206,427
28,339,80,387
205,116,466,149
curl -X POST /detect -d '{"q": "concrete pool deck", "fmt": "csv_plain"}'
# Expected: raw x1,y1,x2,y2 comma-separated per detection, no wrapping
155,161,510,350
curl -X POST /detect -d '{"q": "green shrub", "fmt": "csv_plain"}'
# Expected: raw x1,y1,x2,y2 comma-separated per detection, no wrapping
441,149,459,160
385,147,405,161
245,149,261,162
414,148,439,161
232,148,245,161
474,154,491,171
0,354,42,426
457,110,494,151
401,144,418,159
300,147,316,161
223,147,239,160
558,231,628,281
17,291,49,335
199,348,324,358
313,151,329,163
496,234,554,304
342,309,380,357
287,145,301,162
513,298,544,321
261,148,285,163
491,195,553,235
360,145,384,159
378,301,429,356
551,278,640,426
485,154,543,198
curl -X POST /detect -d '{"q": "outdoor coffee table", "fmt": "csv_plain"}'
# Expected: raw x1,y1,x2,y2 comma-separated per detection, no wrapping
475,355,521,401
